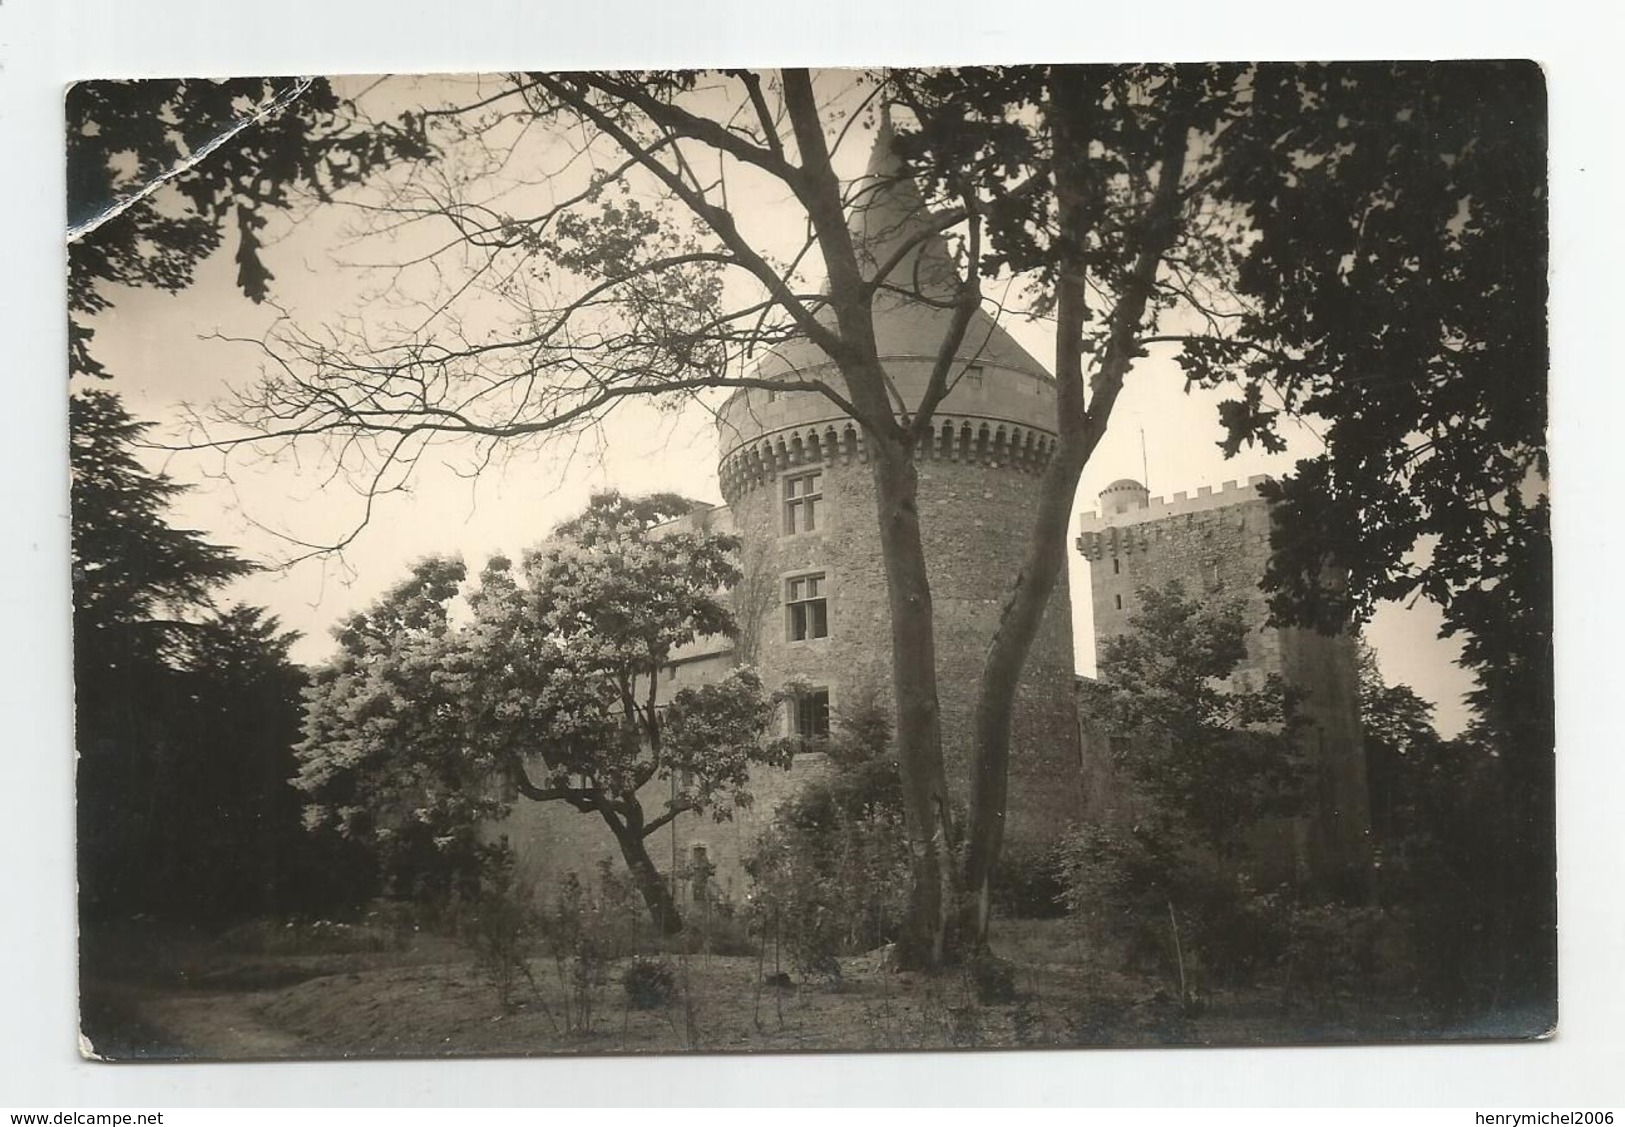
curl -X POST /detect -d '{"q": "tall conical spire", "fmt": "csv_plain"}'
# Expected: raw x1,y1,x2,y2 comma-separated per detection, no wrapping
848,107,962,302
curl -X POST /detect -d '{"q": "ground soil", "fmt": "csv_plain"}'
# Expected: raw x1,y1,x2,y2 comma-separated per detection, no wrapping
78,919,1447,1060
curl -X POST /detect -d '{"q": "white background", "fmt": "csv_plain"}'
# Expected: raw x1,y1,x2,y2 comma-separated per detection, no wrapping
2,0,1619,1107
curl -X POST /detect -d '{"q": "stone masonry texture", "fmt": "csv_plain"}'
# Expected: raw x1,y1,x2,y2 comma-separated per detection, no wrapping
1076,478,1372,890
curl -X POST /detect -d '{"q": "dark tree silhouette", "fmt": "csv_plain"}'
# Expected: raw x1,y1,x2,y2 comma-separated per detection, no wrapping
73,392,369,924
68,77,428,377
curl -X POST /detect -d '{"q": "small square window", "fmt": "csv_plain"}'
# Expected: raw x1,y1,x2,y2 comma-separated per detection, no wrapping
787,573,828,640
963,364,984,389
784,470,823,534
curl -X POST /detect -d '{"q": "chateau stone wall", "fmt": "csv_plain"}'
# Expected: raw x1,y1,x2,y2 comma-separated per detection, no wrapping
1076,478,1371,888
494,741,834,907
726,437,1083,849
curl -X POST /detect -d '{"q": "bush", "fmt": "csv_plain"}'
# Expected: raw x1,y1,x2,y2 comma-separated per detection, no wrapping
1281,903,1385,1013
744,720,912,979
534,872,614,1034
1055,823,1293,992
991,843,1068,920
684,891,756,957
622,956,678,1010
460,846,542,1013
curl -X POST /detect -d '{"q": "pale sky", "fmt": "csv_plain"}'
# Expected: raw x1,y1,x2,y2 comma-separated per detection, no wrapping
90,72,1473,735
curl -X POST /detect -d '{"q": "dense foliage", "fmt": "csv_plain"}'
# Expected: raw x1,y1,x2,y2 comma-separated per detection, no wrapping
1077,582,1309,857
294,493,790,931
74,393,370,925
1064,582,1312,996
744,698,912,978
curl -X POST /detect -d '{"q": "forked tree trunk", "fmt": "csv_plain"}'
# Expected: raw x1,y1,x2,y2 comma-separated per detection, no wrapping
962,73,1193,952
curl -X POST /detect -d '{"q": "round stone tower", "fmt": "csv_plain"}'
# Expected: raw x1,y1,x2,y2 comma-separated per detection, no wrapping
715,120,1082,845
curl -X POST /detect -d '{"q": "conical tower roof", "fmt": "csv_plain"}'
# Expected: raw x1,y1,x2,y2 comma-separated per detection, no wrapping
847,110,963,305
718,114,1058,465
775,111,1052,390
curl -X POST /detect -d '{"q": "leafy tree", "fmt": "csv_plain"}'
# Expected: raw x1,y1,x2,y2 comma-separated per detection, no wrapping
1179,62,1546,637
1062,582,1313,992
73,388,249,921
294,493,790,933
73,393,366,924
1175,61,1552,1001
1356,643,1444,842
1079,581,1309,857
71,390,255,668
68,77,428,377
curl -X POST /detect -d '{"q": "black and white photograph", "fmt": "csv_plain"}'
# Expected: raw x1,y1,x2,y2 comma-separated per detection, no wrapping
64,62,1556,1063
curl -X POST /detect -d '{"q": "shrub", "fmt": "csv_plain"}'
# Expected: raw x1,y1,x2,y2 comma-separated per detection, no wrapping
966,953,1020,1004
744,790,910,969
1281,902,1385,1013
460,846,541,1013
622,956,678,1010
1055,823,1293,992
685,891,756,957
535,872,613,1034
745,717,912,979
991,842,1068,920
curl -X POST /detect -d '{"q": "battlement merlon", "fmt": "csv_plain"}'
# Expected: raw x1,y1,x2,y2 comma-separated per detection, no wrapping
1076,474,1273,541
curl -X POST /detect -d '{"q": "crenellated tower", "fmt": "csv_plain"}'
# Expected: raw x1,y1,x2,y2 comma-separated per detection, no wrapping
1076,476,1371,891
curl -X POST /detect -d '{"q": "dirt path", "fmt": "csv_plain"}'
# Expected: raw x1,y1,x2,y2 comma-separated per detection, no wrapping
126,990,306,1061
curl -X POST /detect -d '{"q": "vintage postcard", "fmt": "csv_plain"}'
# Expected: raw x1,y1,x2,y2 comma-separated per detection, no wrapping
69,64,1552,1060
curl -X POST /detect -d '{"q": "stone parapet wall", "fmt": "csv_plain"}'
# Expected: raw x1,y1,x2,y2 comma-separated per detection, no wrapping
1076,475,1274,538
719,412,1058,503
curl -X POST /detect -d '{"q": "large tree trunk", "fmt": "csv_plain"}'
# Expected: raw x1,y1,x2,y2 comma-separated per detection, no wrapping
869,434,959,970
778,70,962,970
962,442,1091,950
602,807,683,936
962,70,1193,951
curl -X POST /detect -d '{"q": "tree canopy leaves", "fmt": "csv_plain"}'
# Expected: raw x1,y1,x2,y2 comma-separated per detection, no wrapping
1183,62,1547,645
293,492,789,926
68,76,429,377
1079,581,1309,857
